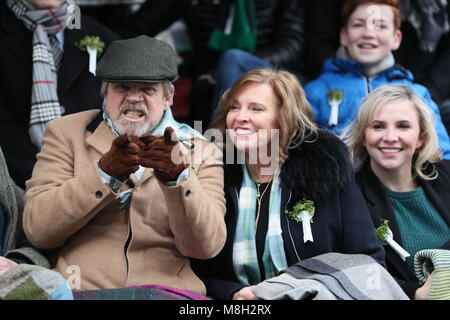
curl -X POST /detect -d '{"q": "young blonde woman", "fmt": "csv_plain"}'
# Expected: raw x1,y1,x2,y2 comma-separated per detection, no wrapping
344,84,450,299
192,68,385,300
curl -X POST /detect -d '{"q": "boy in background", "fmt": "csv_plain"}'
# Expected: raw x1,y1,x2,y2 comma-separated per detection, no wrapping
305,0,450,159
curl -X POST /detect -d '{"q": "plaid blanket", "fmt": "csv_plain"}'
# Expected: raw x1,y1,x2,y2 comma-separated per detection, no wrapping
0,258,73,300
415,249,450,300
73,284,211,300
253,253,409,300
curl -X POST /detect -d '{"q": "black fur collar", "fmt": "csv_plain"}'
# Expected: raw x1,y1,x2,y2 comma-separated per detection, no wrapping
225,129,353,204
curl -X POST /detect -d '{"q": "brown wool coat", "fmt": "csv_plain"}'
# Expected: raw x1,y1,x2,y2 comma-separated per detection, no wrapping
23,110,226,293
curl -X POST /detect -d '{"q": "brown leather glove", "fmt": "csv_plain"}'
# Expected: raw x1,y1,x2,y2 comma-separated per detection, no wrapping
139,127,188,183
98,134,141,182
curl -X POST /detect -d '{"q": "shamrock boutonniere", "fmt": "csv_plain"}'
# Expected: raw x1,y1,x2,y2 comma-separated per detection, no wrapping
375,219,410,261
76,36,105,54
76,36,105,75
285,200,315,243
327,89,343,126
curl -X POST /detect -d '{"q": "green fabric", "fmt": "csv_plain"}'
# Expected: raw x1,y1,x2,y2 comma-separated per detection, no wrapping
0,146,49,267
4,278,49,300
387,187,450,278
208,0,256,53
0,263,73,300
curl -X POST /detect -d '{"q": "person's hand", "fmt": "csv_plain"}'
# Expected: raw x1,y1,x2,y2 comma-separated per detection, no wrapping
415,271,434,300
139,127,188,183
232,286,258,300
98,134,141,181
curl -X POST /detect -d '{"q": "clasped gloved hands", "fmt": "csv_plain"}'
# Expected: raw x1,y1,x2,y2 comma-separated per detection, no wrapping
99,127,188,183
99,134,141,182
139,127,189,183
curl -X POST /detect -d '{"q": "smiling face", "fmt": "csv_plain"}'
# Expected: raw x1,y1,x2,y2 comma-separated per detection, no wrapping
363,99,425,177
225,82,279,155
104,82,173,136
340,3,402,66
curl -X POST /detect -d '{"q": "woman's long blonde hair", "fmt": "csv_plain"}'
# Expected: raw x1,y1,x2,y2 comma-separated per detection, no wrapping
210,68,317,164
342,84,442,180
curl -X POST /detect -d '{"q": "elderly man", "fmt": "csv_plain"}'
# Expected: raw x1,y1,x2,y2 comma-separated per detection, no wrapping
0,0,118,189
23,35,226,294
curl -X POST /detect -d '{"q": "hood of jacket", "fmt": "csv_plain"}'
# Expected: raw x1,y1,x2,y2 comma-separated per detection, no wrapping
322,57,414,82
225,129,353,206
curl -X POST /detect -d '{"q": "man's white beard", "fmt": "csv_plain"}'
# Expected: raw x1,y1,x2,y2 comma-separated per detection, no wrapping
113,119,152,137
105,102,154,137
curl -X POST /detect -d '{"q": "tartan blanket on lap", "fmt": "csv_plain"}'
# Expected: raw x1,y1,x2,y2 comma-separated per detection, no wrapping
253,253,409,300
73,284,211,300
0,259,73,300
415,249,450,300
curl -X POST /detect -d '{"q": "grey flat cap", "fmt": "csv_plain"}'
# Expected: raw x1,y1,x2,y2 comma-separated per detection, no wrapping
96,35,178,83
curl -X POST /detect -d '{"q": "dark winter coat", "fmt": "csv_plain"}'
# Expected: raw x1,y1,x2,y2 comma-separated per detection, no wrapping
356,160,450,299
192,129,385,300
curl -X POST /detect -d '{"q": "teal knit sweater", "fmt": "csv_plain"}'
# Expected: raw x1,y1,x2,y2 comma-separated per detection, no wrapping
387,187,450,279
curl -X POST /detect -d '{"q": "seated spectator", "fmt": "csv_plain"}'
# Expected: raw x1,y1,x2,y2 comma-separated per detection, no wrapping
343,84,450,299
192,68,385,300
120,0,306,129
23,36,226,293
305,0,450,159
0,0,118,188
305,0,450,133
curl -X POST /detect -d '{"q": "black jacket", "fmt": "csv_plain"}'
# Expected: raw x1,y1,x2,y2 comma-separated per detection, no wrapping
355,160,450,299
193,130,385,300
0,3,118,188
121,0,306,76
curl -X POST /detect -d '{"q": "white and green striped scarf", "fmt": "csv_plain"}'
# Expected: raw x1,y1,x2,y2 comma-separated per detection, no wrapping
415,249,450,300
233,165,287,286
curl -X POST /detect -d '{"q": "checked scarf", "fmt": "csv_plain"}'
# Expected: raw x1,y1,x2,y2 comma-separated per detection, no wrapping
7,0,73,148
233,165,287,286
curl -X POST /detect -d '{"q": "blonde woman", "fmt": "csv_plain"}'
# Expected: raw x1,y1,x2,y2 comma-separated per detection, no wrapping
193,68,385,300
344,84,450,299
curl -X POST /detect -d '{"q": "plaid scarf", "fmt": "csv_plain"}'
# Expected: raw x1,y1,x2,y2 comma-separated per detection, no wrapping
233,165,287,286
0,260,73,300
7,0,73,148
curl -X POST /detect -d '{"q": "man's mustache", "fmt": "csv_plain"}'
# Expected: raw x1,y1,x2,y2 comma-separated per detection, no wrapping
119,102,149,117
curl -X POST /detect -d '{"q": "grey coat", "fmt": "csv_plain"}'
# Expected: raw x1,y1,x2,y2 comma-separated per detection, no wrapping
0,146,49,267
